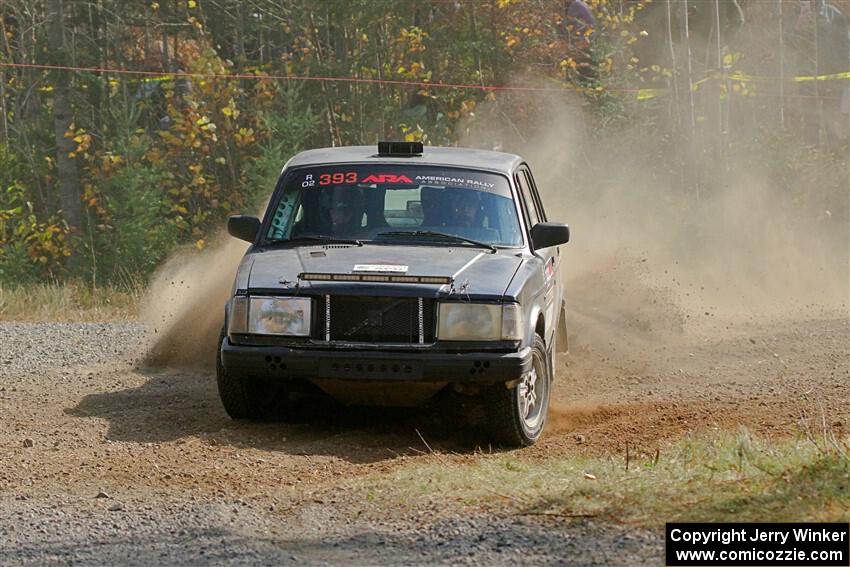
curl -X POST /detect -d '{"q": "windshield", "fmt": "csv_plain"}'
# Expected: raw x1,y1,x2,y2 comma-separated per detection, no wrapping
264,165,523,247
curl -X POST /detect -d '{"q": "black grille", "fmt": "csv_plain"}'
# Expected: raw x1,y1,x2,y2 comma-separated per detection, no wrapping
317,296,435,343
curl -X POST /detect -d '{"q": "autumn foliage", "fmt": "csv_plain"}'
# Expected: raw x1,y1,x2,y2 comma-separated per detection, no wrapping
0,0,846,284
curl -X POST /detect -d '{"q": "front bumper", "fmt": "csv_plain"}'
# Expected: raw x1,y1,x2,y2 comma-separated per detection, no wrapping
221,339,532,383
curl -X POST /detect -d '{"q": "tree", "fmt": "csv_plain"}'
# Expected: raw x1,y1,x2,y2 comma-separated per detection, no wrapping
47,0,83,267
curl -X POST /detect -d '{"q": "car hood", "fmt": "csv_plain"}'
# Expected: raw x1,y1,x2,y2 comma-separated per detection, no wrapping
247,244,523,299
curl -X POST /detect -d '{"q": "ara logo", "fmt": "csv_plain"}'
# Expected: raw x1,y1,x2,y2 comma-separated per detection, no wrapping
361,174,413,184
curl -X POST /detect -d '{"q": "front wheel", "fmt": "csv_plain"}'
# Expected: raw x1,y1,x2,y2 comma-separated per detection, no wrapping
485,333,551,447
216,328,304,420
216,327,255,419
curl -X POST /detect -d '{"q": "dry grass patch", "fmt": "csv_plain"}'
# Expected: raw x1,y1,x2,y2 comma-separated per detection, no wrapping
0,282,141,321
365,430,850,527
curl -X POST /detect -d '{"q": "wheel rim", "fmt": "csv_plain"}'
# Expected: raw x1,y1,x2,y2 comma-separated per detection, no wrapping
517,352,548,432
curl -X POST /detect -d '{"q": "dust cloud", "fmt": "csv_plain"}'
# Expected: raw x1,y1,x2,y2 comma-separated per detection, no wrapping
142,79,847,371
460,82,848,355
141,235,248,368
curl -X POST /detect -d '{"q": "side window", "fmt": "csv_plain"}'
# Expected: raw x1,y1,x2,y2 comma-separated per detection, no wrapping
515,168,541,228
522,168,547,222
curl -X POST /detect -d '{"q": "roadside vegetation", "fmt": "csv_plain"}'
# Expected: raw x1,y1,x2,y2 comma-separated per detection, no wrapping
366,430,850,526
0,282,140,321
0,0,846,299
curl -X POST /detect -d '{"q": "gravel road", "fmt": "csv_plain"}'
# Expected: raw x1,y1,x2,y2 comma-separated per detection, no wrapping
1,309,846,565
0,321,666,566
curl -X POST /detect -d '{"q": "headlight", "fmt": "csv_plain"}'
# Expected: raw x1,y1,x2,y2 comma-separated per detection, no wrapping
437,303,524,341
500,303,524,341
228,296,311,337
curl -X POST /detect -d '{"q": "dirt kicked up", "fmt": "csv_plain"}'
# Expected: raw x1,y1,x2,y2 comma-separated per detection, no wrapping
4,104,848,562
1,249,847,564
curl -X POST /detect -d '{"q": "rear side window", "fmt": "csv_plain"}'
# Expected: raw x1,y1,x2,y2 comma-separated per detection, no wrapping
523,168,547,222
515,169,541,227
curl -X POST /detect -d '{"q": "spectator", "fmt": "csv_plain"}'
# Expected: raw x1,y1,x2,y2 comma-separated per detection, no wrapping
562,0,597,82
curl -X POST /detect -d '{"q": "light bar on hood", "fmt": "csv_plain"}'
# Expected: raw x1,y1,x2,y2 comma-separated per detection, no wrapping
299,272,452,284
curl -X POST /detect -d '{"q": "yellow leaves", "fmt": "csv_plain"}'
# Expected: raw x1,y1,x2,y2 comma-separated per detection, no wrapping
195,239,205,250
560,58,577,70
233,127,255,147
404,132,416,142
12,209,72,270
723,52,741,68
187,0,196,8
221,106,234,117
506,35,519,48
151,2,159,10
68,128,91,158
159,130,182,147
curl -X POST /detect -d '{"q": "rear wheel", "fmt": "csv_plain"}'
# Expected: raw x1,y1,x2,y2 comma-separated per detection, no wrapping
486,333,551,447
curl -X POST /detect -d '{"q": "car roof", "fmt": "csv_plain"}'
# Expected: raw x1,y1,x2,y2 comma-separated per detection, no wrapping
285,145,524,175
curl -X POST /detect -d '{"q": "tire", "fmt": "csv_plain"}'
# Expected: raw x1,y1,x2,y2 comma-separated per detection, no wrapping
216,327,302,421
485,333,551,447
216,327,254,419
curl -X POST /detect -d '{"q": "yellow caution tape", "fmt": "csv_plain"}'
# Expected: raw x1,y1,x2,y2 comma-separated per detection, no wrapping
791,70,850,82
636,88,665,100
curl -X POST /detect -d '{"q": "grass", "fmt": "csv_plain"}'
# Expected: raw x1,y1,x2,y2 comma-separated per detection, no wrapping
0,282,142,321
370,430,850,527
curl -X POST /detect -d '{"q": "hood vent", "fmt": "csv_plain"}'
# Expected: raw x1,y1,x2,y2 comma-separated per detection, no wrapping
299,273,452,285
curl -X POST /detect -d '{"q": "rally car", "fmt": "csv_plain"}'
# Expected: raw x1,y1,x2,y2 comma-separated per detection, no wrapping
218,141,569,446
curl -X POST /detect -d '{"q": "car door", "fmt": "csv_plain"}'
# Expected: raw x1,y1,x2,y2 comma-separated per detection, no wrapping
515,165,559,347
524,167,565,343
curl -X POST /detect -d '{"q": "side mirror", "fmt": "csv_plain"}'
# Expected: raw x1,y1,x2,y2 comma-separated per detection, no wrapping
530,222,569,250
228,215,261,243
